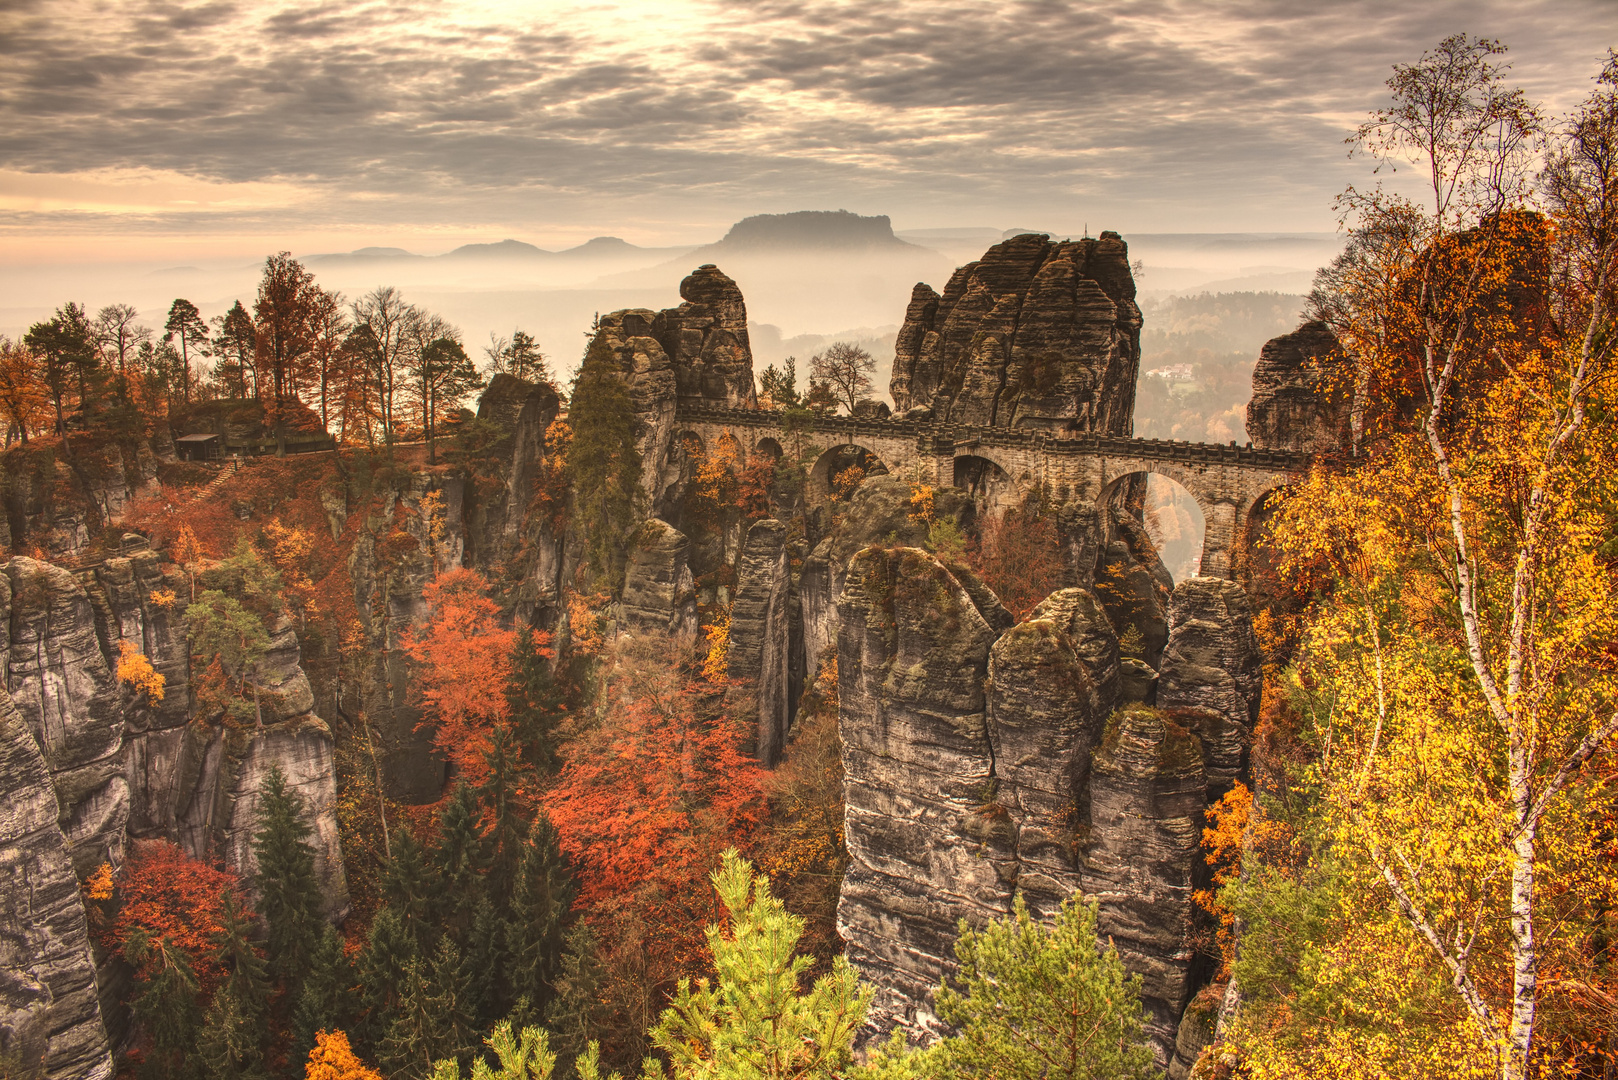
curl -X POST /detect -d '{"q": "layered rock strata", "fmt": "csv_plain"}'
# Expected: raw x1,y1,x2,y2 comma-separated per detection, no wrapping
0,684,114,1080
889,232,1142,432
1156,578,1264,800
585,265,757,511
1245,320,1351,453
726,519,791,765
839,552,1259,1067
620,519,699,647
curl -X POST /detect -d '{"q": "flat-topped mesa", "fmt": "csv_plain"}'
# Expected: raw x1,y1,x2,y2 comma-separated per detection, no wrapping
889,232,1142,433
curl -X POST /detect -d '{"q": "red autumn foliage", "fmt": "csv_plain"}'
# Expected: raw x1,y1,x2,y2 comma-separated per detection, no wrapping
542,640,765,968
401,567,516,787
111,839,247,987
966,498,1065,621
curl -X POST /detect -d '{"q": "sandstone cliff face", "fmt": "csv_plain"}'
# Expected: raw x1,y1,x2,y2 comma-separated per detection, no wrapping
1245,320,1351,453
836,547,1010,1040
586,265,757,514
800,477,975,670
1084,706,1208,1063
469,374,566,628
619,519,698,647
1156,578,1264,800
0,684,114,1080
726,519,791,766
889,233,1142,432
839,551,1257,1066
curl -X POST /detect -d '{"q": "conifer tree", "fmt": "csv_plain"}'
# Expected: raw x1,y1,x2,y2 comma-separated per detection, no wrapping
544,923,608,1066
125,929,204,1080
463,894,505,1030
357,906,419,1054
432,783,488,939
253,764,323,997
379,940,474,1080
504,814,573,1017
566,334,641,587
382,829,434,943
646,849,868,1080
479,724,530,907
198,891,272,1080
505,629,562,775
858,894,1154,1080
293,924,357,1070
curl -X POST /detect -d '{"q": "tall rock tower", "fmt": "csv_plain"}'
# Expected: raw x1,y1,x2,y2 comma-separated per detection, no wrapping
889,232,1142,433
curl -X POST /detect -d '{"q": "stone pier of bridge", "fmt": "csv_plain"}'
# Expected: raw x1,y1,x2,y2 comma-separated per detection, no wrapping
669,405,1310,578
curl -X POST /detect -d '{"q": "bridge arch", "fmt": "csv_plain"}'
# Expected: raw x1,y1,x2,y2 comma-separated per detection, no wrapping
809,443,890,502
1099,471,1207,583
752,436,784,464
951,454,1017,515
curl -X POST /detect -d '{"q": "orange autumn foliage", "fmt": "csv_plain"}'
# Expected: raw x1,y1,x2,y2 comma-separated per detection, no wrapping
115,639,166,705
303,1029,383,1080
543,640,765,966
112,839,246,987
401,567,516,787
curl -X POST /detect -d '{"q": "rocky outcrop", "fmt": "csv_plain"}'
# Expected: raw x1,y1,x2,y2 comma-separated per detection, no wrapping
1083,706,1208,1065
619,519,698,647
889,233,1142,432
800,476,975,670
2,558,130,875
587,265,758,513
1094,510,1174,669
0,684,114,1080
469,374,567,627
1157,578,1264,800
726,519,791,765
1245,320,1350,453
836,547,1010,1040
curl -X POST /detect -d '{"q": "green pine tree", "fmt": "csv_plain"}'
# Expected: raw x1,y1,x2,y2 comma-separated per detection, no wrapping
858,894,1156,1080
479,724,530,910
198,891,271,1080
544,923,608,1067
358,905,420,1054
383,828,435,944
505,630,562,775
432,782,488,940
125,929,204,1080
427,1021,621,1080
464,893,504,1031
252,764,323,998
379,939,475,1080
567,333,641,588
645,849,869,1080
504,813,573,1017
291,923,355,1070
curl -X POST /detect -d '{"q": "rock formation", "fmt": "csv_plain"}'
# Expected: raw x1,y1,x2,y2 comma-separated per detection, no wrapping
586,265,758,512
0,684,114,1080
836,547,1010,1040
1245,320,1351,453
726,519,792,765
1084,705,1209,1061
799,476,975,670
838,549,1258,1066
1157,578,1264,800
889,232,1142,432
619,519,698,646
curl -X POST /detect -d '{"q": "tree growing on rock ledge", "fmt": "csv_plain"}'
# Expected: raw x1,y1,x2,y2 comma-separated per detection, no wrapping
568,334,641,588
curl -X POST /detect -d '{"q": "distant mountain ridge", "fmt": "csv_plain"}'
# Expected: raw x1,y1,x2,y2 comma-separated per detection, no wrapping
307,236,694,265
697,210,921,253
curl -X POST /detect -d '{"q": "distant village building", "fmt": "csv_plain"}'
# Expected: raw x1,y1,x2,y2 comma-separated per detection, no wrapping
1147,363,1195,382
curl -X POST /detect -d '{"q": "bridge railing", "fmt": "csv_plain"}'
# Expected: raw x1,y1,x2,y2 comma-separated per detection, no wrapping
671,404,1313,471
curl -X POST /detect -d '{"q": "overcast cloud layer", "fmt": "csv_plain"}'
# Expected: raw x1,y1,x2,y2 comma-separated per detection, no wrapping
0,0,1613,257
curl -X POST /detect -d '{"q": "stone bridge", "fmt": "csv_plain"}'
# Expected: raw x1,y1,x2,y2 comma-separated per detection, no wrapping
672,404,1311,578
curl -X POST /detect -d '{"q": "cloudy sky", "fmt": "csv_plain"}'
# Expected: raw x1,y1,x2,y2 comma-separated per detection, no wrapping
0,0,1612,262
